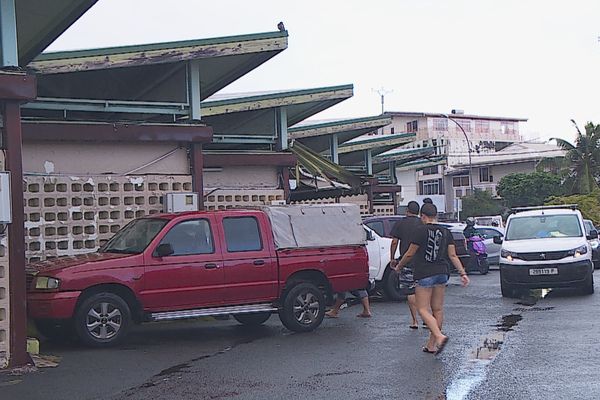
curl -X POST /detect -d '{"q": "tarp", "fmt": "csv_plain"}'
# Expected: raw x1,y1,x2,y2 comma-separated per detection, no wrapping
260,204,366,249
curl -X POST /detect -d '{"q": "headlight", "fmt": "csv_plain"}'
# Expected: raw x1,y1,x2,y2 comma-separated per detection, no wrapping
35,276,60,290
500,249,518,261
567,245,588,258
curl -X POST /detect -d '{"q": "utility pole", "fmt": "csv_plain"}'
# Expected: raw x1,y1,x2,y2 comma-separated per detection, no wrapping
372,87,392,135
372,87,392,115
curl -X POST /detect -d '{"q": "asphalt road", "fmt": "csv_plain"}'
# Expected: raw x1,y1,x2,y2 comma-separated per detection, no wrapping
2,270,599,400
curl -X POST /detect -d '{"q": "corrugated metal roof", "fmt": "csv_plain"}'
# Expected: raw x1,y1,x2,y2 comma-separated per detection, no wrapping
384,111,528,122
453,142,564,167
17,0,98,65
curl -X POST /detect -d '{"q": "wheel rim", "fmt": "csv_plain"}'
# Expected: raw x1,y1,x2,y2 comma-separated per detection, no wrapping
86,302,122,340
292,292,320,325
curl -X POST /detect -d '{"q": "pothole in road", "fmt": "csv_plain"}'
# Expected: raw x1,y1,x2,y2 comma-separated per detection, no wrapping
445,313,523,400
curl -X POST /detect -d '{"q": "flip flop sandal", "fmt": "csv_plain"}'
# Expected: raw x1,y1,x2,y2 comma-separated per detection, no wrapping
325,311,339,318
422,347,436,354
356,313,372,318
435,337,449,355
409,325,419,330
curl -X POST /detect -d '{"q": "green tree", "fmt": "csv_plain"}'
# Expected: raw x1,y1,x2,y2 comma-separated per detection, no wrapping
461,189,505,219
538,121,600,195
496,172,563,208
545,190,600,226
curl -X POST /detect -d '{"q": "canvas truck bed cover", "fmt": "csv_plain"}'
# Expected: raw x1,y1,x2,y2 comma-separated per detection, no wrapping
260,204,366,249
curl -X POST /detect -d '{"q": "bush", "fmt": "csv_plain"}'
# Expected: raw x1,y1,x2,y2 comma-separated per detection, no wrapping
461,189,506,219
497,172,564,208
545,190,600,226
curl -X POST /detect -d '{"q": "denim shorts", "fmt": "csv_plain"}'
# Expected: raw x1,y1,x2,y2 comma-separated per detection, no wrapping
416,274,449,288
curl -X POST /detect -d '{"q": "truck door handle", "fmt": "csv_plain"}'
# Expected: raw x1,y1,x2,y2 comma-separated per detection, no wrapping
204,263,218,269
253,260,265,266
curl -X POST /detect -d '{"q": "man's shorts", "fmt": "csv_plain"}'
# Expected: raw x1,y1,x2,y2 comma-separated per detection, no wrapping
341,289,368,300
416,274,449,288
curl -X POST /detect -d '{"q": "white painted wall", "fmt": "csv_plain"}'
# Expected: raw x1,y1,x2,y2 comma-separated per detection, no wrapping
396,169,418,204
204,166,279,189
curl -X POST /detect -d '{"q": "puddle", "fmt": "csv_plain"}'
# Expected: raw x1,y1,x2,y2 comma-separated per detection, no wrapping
445,314,522,400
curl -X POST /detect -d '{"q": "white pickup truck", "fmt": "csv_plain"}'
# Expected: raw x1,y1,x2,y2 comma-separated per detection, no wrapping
364,226,402,300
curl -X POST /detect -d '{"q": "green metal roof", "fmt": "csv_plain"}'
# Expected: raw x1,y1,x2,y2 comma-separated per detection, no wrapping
202,85,354,147
32,31,288,65
17,0,98,65
28,31,289,103
338,133,415,153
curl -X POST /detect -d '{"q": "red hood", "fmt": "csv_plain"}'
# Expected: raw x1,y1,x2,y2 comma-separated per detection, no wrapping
27,252,134,274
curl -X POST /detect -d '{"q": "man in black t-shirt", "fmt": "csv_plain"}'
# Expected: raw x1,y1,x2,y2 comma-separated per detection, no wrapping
394,203,469,355
390,201,422,329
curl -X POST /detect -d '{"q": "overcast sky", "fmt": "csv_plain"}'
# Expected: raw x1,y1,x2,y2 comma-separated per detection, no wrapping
48,0,600,142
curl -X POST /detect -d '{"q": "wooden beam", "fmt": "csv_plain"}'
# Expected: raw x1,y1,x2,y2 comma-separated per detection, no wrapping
21,121,213,143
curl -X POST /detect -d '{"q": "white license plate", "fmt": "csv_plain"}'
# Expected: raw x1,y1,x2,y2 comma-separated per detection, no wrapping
529,268,558,276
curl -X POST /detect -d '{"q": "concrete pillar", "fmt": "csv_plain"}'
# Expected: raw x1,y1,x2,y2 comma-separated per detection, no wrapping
187,60,201,121
329,133,339,164
364,149,373,175
0,0,17,67
275,107,288,151
190,143,204,210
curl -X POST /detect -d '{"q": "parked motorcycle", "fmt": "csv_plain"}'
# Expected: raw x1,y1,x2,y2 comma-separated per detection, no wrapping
467,235,489,275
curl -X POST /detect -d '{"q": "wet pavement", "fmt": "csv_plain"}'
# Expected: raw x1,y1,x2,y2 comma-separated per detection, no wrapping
1,270,599,399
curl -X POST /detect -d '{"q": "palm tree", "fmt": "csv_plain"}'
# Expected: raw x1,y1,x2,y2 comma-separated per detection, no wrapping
537,120,600,195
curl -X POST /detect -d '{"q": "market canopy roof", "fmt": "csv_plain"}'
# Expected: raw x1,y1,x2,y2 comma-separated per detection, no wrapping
27,31,288,104
337,133,415,167
201,85,353,146
17,0,98,66
288,115,391,153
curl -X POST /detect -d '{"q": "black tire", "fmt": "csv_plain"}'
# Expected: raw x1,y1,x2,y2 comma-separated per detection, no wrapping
233,312,272,326
383,268,406,301
581,273,595,295
478,258,489,275
74,292,131,347
279,282,325,333
35,320,74,342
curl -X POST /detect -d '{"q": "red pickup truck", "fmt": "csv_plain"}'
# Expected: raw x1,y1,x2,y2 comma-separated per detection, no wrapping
27,205,368,346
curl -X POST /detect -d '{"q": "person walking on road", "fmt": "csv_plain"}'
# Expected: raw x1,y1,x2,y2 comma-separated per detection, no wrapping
325,290,372,318
390,201,422,329
394,203,470,355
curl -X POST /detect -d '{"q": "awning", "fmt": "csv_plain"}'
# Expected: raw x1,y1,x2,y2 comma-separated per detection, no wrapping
289,141,363,189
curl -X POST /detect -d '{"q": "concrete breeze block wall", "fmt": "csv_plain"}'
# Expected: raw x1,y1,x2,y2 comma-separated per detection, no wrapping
23,174,286,262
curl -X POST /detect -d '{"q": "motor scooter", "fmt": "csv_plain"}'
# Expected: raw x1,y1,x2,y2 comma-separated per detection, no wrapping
467,235,489,275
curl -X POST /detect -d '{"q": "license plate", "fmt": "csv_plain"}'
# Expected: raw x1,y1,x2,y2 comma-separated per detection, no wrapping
529,268,558,276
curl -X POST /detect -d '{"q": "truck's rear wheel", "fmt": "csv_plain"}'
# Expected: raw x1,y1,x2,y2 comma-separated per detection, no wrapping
233,312,271,326
279,282,325,333
74,292,131,347
383,269,405,301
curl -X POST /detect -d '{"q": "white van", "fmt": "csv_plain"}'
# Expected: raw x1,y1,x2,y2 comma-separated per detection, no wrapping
496,205,595,297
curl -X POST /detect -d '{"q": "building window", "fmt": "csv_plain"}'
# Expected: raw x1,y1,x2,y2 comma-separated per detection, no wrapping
422,165,438,175
433,118,448,131
475,120,490,134
390,127,395,134
456,119,471,132
479,167,490,182
406,120,418,133
452,175,470,187
455,188,463,198
501,121,515,135
419,179,443,195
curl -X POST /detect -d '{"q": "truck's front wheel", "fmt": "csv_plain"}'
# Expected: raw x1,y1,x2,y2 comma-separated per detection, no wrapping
74,292,131,347
279,282,325,333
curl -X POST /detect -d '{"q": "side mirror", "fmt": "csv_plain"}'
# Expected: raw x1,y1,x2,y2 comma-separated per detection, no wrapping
155,243,174,257
587,230,598,240
366,230,375,241
493,236,503,245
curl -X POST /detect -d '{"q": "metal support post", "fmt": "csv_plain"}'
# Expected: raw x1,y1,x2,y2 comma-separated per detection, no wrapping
330,133,339,164
275,107,288,151
190,143,204,210
365,149,373,175
0,0,17,67
187,60,201,121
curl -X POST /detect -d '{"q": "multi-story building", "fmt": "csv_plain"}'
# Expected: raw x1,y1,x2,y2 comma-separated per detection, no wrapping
382,110,534,215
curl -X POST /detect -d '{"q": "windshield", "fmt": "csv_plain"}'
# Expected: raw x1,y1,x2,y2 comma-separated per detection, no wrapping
505,214,583,241
100,218,168,254
584,220,594,235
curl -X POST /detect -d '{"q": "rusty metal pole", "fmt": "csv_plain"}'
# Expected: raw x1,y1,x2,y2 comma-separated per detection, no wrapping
5,102,28,367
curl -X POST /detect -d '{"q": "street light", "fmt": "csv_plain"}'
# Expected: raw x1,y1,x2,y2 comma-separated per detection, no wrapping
438,113,475,194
